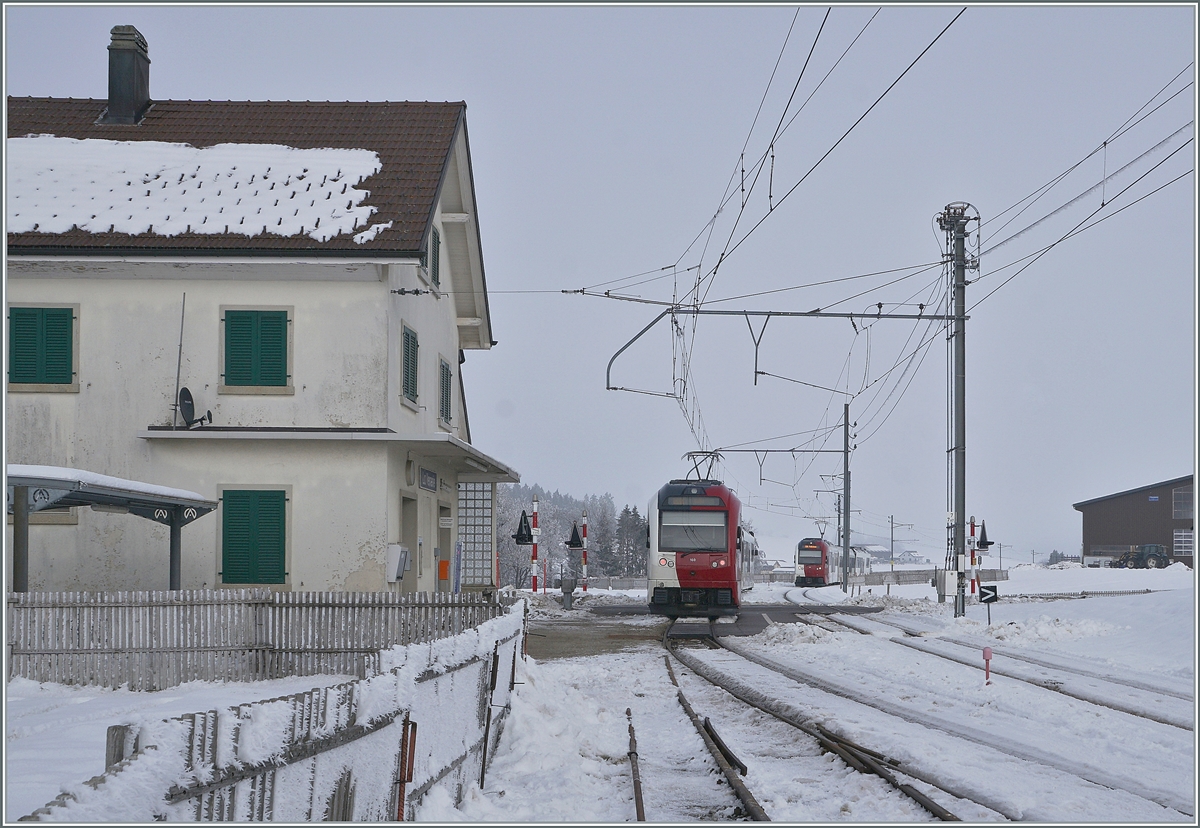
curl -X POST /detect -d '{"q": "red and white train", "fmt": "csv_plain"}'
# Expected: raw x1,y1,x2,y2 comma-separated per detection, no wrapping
647,479,759,618
794,537,871,586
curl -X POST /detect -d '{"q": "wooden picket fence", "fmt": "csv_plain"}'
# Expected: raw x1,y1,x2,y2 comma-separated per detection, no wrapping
6,590,518,690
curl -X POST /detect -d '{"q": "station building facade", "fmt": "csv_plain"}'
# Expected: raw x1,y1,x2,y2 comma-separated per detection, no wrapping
5,25,517,594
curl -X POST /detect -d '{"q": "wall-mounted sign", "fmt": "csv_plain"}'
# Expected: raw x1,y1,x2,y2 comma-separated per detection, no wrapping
420,467,438,492
439,516,453,529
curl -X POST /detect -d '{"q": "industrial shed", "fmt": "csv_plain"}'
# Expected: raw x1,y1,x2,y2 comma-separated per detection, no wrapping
1072,475,1193,568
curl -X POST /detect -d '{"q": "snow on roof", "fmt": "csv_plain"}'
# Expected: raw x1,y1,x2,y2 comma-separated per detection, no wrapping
5,136,391,244
7,464,210,504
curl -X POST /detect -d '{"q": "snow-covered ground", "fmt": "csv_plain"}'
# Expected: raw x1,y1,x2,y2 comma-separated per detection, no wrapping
4,673,355,821
5,563,1194,822
422,563,1194,822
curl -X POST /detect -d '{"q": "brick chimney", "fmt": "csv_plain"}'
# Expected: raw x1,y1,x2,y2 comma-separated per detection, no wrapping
101,25,150,124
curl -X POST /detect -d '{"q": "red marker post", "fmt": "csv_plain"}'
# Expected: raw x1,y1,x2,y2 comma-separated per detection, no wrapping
530,495,539,593
582,510,589,593
983,646,993,685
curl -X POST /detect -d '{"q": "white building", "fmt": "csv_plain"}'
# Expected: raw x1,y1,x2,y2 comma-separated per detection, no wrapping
5,25,518,594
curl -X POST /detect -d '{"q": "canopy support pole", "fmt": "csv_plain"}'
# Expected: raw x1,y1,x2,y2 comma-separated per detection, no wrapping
169,508,182,590
13,485,29,592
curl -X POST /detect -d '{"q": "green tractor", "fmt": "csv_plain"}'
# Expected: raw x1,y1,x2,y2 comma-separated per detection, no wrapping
1115,544,1170,569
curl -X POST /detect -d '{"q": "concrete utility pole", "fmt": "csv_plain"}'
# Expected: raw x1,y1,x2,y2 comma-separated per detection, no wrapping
938,203,977,618
842,402,851,592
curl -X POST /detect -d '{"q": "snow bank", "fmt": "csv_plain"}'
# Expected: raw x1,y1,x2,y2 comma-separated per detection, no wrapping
984,615,1123,644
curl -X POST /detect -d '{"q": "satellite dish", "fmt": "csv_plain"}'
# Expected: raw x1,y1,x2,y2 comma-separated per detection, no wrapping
179,387,195,424
178,387,211,428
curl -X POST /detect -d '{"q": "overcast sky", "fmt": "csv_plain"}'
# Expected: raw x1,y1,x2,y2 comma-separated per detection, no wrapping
5,4,1196,566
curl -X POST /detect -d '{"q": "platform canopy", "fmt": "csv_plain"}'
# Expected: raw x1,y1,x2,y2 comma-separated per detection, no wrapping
6,464,217,591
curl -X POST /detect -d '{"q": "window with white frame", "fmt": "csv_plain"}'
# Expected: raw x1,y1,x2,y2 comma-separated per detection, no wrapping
1174,529,1193,558
458,482,494,587
1173,485,1193,520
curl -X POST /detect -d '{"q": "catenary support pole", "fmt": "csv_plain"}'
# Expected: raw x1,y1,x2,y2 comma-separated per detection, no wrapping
939,203,974,618
582,510,588,592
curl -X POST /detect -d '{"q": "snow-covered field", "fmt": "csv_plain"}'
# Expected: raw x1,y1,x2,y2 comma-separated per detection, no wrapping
5,563,1194,822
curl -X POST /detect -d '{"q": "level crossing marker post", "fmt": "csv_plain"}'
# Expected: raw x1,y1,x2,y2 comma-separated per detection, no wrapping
531,495,539,593
582,510,588,592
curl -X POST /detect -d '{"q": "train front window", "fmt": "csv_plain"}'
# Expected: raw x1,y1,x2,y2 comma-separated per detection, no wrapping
660,511,727,551
796,546,823,563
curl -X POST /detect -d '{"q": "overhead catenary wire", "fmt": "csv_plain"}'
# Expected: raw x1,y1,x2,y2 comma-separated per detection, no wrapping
678,7,883,308
980,120,1193,257
980,66,1192,243
971,138,1193,309
691,8,966,304
585,16,1184,550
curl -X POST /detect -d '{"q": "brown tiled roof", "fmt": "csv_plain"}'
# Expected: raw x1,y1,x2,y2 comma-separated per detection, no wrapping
6,97,464,256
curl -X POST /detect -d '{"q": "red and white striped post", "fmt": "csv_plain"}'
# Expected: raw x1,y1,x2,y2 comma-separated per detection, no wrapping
582,510,589,592
983,646,993,685
530,495,539,593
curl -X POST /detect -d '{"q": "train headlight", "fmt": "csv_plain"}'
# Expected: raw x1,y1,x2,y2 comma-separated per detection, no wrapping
658,557,668,567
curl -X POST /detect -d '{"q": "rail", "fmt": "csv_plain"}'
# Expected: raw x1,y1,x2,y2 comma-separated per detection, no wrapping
665,622,963,821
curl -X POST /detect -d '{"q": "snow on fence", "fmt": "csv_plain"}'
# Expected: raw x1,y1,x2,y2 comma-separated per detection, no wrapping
6,590,515,690
17,604,526,822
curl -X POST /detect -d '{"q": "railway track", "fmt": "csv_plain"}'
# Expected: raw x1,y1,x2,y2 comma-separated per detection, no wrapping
710,606,1192,820
810,610,1194,730
662,621,977,822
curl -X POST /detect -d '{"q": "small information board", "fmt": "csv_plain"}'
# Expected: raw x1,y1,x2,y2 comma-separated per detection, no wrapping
980,584,999,603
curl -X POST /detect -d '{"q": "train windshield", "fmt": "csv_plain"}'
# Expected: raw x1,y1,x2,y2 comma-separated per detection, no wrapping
660,511,727,552
796,543,824,563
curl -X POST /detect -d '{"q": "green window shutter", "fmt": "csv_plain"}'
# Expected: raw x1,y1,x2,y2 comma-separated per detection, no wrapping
225,311,255,385
222,491,254,583
439,360,452,422
8,307,73,385
225,310,287,386
8,308,40,383
403,327,418,402
256,312,288,386
222,490,286,584
252,491,287,583
431,227,441,287
41,308,74,384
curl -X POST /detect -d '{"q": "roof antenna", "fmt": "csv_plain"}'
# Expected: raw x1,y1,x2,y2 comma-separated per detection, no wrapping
172,292,185,429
